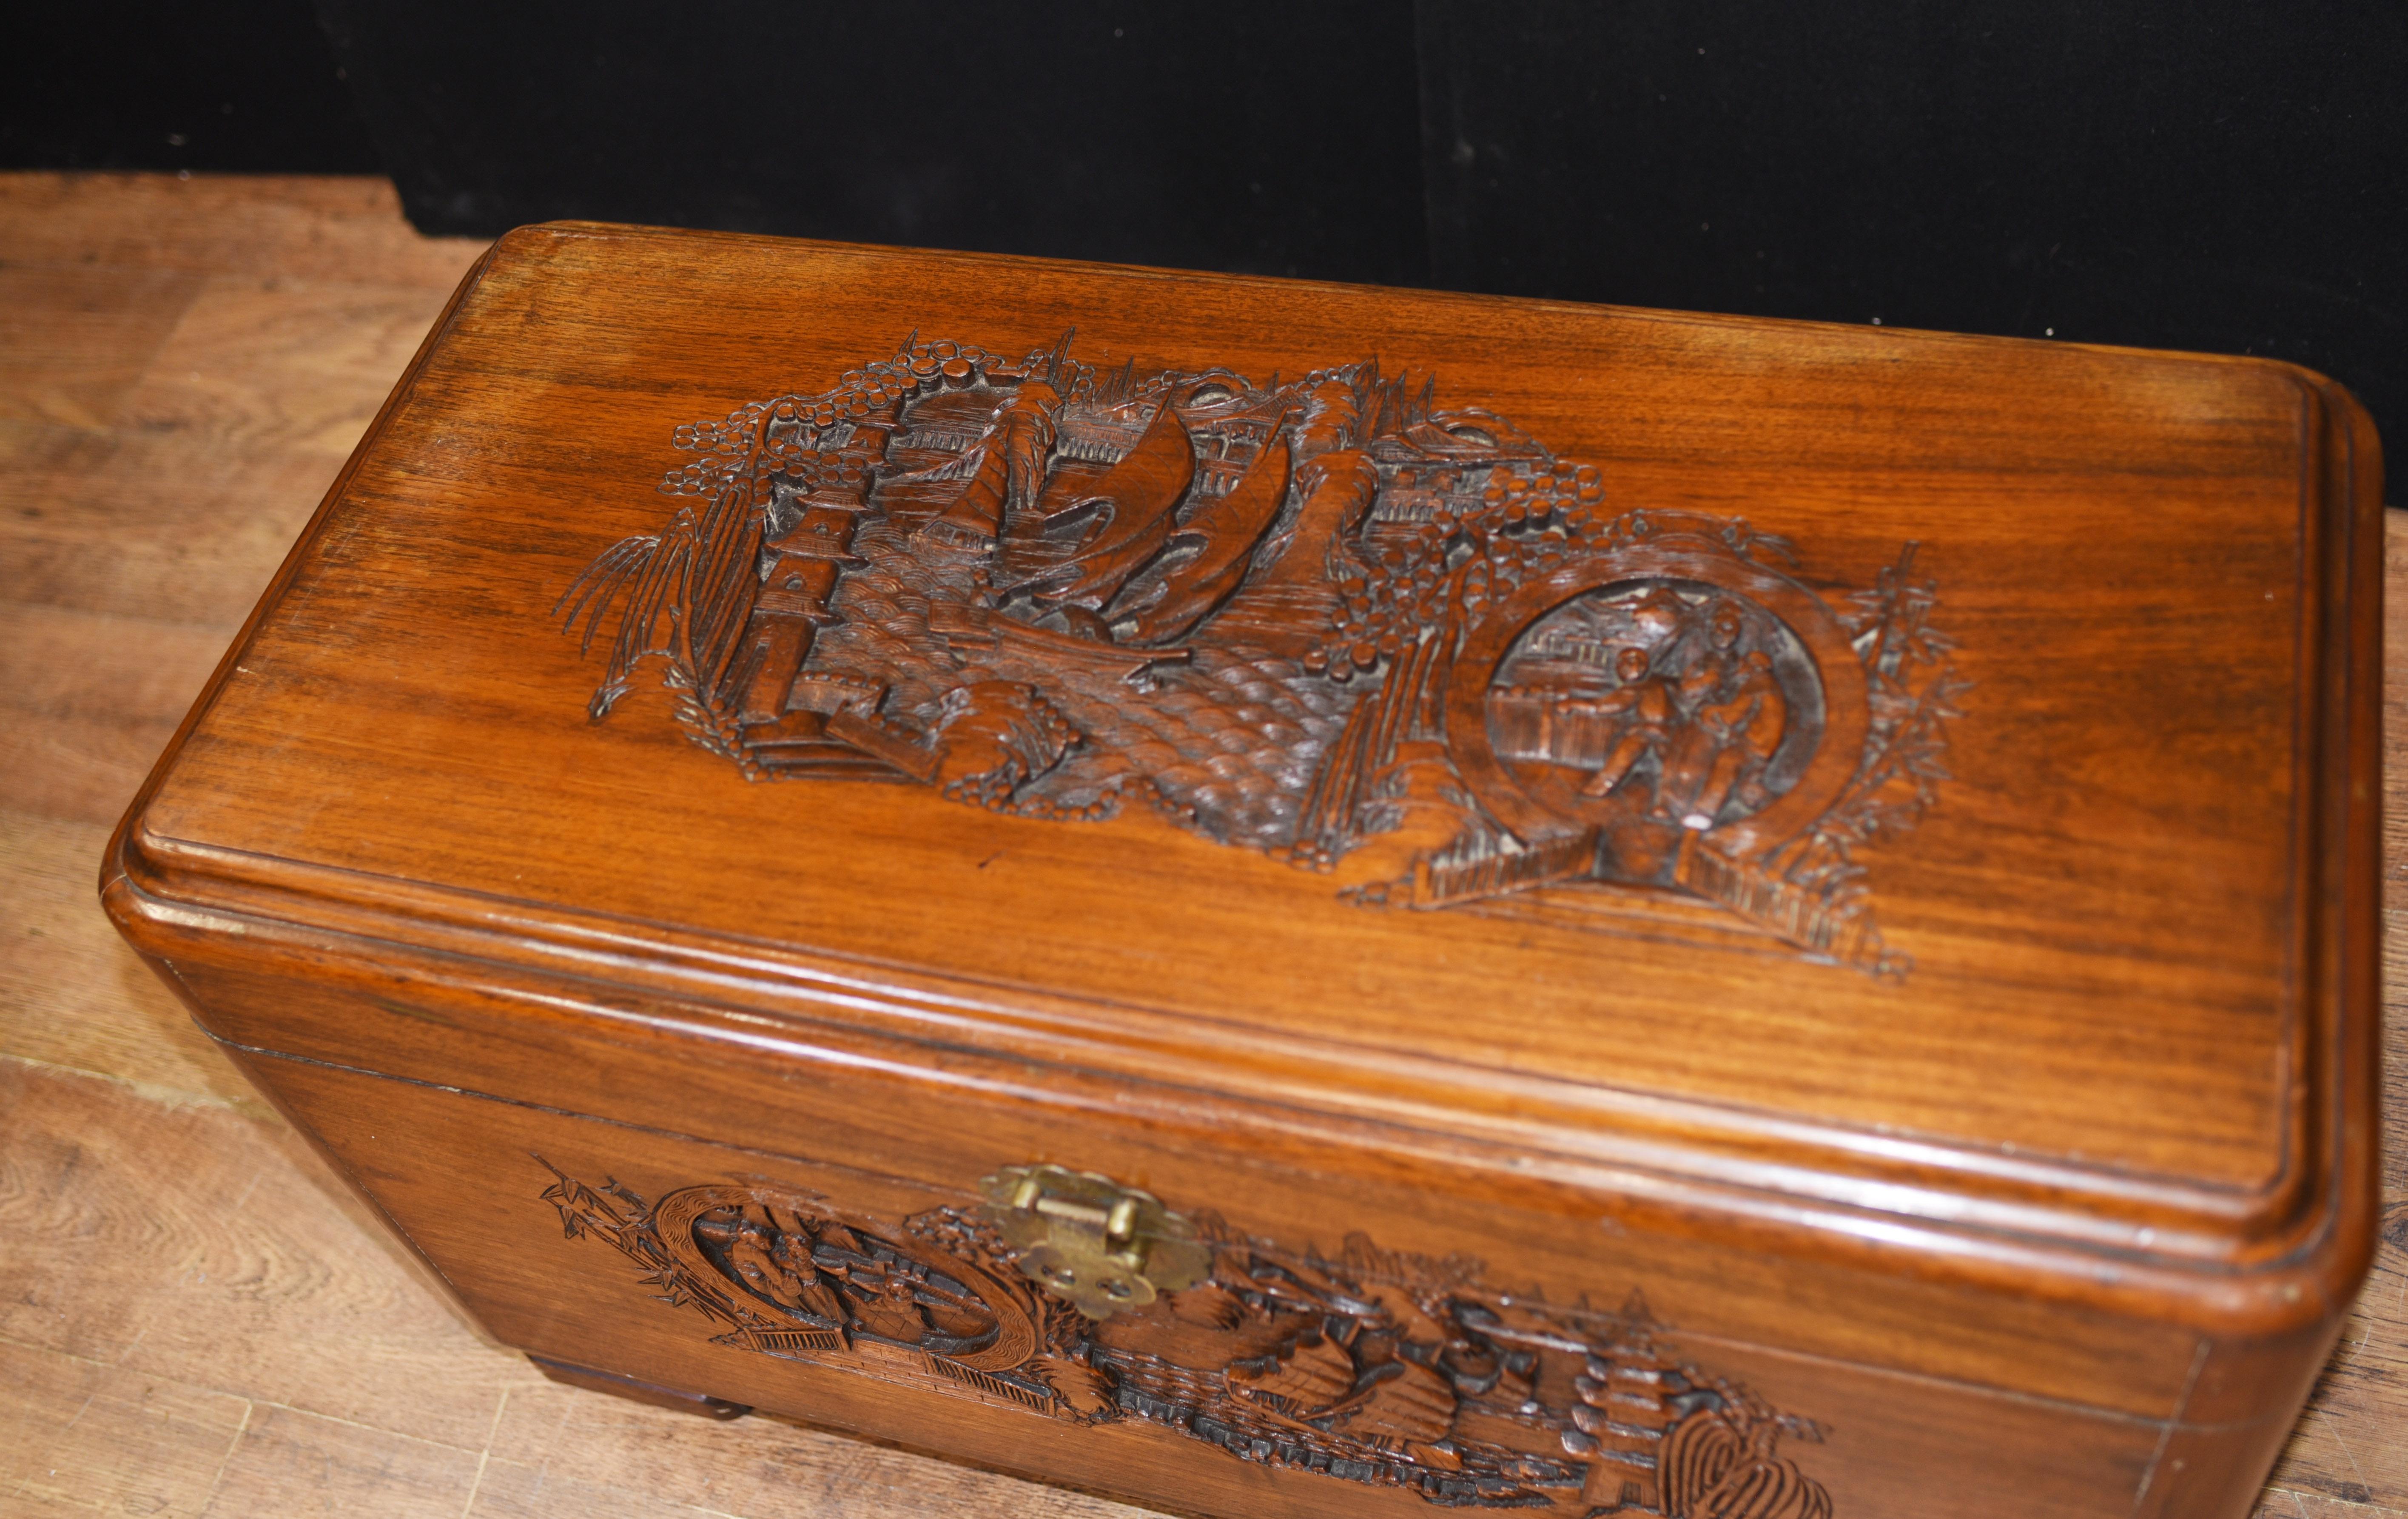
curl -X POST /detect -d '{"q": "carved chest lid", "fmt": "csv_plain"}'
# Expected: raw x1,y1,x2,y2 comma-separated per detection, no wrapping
114,224,2380,1301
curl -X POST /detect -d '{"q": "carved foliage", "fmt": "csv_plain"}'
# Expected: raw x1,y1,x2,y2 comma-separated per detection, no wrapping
558,334,1962,973
540,1159,1834,1515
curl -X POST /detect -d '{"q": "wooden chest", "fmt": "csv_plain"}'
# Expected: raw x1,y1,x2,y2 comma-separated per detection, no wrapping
103,224,2382,1519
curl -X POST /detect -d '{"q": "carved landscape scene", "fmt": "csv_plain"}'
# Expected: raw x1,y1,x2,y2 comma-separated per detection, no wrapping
542,1161,1836,1517
558,333,1963,973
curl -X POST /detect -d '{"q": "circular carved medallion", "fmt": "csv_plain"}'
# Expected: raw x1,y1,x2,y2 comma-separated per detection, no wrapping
1446,538,1868,875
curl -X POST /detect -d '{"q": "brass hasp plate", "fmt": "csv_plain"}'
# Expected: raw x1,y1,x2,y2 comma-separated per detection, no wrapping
981,1164,1211,1318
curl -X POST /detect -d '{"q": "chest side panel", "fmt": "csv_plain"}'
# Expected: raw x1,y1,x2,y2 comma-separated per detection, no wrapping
237,1044,2222,1519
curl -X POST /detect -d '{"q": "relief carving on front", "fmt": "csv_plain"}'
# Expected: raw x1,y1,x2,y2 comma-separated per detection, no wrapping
558,334,1963,974
538,1160,1834,1517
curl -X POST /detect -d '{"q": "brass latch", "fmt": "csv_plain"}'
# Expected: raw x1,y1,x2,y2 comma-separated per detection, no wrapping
980,1164,1212,1320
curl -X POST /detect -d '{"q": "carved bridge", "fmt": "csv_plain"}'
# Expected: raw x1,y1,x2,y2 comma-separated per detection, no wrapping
558,333,1963,974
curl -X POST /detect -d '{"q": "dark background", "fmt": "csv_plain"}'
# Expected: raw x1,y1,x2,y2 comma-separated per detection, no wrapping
7,0,2401,458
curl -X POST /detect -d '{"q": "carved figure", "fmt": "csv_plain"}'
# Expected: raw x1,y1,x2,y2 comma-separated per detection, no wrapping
1665,646,1789,831
560,333,1964,976
1677,604,1751,707
1577,646,1681,802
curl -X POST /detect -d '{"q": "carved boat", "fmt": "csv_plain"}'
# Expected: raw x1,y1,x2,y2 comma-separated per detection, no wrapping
1107,435,1295,646
1015,384,1198,609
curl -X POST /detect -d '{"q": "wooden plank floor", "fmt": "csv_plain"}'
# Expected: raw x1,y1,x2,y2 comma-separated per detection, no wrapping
0,171,2397,1519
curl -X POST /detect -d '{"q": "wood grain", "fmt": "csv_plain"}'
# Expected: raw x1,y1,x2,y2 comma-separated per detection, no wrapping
0,1336,251,1517
0,170,2396,1518
0,609,233,828
0,171,498,286
0,812,264,1111
0,265,200,430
